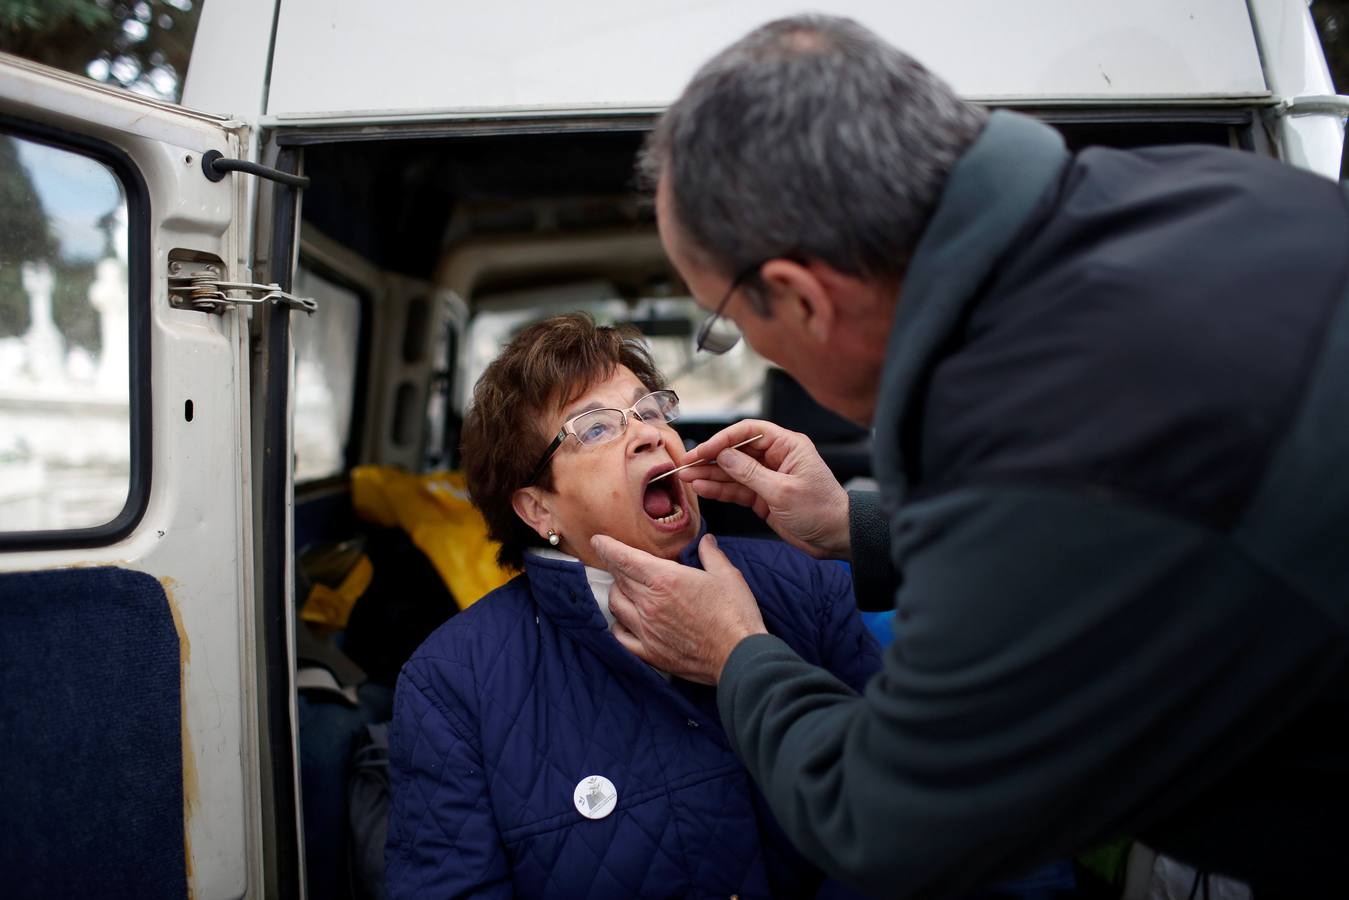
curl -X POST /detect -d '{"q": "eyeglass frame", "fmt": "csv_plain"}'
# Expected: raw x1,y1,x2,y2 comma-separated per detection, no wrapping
694,261,764,354
524,389,681,487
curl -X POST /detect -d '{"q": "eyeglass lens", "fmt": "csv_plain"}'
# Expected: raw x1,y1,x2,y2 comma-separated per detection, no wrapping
696,315,742,355
571,392,679,447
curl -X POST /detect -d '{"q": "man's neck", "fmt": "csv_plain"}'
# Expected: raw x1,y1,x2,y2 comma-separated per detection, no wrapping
834,282,899,426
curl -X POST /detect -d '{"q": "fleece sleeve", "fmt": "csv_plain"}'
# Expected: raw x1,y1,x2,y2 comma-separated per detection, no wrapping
717,486,1343,898
847,490,900,612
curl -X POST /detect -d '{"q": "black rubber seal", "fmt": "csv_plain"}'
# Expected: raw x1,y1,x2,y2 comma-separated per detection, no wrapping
260,145,304,900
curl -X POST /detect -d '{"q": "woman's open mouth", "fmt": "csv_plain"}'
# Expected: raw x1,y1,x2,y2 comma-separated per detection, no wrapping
642,468,688,531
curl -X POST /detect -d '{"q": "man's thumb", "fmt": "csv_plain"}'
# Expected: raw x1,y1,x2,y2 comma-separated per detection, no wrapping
697,533,731,573
717,447,768,486
590,534,626,570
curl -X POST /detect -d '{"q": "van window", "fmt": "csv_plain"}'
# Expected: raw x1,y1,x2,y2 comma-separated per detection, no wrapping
0,1,204,103
422,313,458,470
463,285,771,421
293,264,363,482
0,131,131,531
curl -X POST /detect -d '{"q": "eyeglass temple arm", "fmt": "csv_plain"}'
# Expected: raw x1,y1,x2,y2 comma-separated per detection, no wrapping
525,427,568,486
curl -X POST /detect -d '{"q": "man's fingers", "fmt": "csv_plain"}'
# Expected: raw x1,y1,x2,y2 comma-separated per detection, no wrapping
610,620,647,659
609,585,662,664
607,583,641,632
687,479,774,524
685,419,783,464
590,534,662,589
687,479,760,509
715,447,788,502
675,463,728,484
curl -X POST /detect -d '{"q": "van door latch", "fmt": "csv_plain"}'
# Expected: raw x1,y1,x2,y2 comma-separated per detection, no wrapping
169,268,317,315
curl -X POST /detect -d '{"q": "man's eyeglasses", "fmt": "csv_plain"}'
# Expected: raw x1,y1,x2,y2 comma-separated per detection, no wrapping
525,390,681,486
694,263,761,355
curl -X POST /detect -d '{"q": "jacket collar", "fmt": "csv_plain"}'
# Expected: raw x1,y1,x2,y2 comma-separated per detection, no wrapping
871,111,1070,511
519,523,721,731
520,519,709,633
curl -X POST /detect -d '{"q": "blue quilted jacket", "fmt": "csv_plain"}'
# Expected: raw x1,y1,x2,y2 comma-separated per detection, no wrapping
386,534,882,899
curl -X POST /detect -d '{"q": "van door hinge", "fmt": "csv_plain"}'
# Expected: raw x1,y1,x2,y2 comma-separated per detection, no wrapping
1271,94,1349,118
169,263,317,315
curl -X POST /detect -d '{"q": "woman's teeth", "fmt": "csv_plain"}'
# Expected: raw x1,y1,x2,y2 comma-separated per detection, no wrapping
653,504,683,525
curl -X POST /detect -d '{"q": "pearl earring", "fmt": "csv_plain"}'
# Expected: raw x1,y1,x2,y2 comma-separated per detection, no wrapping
547,529,560,546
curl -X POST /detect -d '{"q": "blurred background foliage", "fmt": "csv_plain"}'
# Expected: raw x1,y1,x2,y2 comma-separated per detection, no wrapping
0,0,201,103
1313,0,1349,90
0,1,200,348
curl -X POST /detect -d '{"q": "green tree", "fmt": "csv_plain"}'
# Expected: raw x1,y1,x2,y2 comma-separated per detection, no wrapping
0,134,56,337
0,135,115,352
0,0,201,103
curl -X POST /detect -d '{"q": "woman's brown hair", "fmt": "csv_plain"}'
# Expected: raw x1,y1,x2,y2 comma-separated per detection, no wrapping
461,313,667,570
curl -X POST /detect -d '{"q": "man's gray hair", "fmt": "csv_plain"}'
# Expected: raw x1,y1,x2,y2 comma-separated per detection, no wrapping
641,15,987,305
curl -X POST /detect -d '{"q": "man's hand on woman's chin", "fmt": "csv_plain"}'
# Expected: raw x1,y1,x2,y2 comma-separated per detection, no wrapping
595,533,767,685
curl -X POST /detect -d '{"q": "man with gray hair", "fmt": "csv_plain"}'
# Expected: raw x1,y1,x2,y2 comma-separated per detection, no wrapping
595,13,1349,898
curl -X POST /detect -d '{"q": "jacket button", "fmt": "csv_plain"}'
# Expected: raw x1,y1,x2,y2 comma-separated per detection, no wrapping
686,718,698,728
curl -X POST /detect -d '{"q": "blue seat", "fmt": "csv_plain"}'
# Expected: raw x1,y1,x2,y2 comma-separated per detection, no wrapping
0,566,186,899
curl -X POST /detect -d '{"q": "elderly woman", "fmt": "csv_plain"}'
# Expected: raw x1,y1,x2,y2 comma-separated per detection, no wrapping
385,313,880,899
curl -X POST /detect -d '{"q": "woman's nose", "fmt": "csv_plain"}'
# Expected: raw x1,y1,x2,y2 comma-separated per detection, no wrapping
627,414,664,454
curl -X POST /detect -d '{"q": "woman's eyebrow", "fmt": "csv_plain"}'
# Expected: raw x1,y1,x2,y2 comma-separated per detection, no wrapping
563,400,607,421
564,388,648,421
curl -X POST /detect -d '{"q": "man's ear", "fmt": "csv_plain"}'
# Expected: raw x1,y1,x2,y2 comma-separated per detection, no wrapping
512,487,553,538
760,257,835,343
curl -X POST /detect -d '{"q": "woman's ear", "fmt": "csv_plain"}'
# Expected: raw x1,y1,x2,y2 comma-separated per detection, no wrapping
512,486,553,538
760,257,835,343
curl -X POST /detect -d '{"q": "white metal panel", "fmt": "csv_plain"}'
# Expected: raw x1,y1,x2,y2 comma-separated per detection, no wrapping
266,0,1267,118
181,0,279,121
1249,0,1344,178
0,56,260,900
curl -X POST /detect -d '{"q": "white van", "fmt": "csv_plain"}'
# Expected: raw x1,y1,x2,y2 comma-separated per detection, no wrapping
0,2,1343,897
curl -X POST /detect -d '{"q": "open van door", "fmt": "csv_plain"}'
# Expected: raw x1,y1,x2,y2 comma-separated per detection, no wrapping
0,56,277,898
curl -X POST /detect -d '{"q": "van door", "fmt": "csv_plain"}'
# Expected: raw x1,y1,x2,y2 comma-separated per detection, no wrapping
0,57,270,898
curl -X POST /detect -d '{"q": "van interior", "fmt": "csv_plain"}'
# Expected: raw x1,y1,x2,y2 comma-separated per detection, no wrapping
280,109,1259,897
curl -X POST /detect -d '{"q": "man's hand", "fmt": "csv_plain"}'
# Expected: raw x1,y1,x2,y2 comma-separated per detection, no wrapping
678,419,852,560
594,533,767,685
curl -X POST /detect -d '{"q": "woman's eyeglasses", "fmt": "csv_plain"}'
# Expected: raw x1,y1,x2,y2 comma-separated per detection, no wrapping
525,390,681,486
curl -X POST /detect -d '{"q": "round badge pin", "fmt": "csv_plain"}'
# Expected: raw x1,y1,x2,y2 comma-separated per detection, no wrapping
573,775,618,820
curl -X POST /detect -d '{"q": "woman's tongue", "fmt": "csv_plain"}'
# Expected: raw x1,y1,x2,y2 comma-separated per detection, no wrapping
642,483,675,519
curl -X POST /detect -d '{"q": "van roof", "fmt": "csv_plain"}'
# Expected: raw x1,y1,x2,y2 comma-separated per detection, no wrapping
260,0,1267,120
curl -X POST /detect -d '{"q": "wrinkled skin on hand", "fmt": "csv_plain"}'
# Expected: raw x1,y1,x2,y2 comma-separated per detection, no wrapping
595,533,767,685
677,419,852,561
